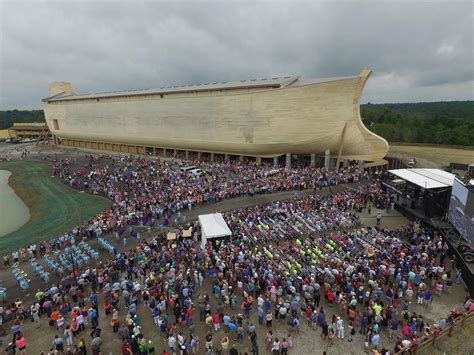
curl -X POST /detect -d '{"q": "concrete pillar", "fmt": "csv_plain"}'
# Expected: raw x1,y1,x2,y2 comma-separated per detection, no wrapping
224,154,229,161
310,154,316,168
273,156,279,167
358,160,365,170
239,155,244,163
256,156,261,165
197,151,201,160
185,150,189,159
324,149,330,170
343,159,349,168
210,152,215,161
163,149,167,158
286,153,291,169
153,147,157,156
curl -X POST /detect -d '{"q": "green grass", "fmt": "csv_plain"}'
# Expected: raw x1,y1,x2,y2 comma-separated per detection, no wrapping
0,161,112,252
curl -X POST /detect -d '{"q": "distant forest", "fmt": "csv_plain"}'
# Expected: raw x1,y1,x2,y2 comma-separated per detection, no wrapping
0,110,45,130
361,101,474,146
1,101,473,146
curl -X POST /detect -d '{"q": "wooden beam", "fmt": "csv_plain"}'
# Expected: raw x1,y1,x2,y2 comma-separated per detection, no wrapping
335,122,348,170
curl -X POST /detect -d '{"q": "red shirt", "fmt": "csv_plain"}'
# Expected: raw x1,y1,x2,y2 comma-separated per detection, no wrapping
327,291,335,302
121,342,131,355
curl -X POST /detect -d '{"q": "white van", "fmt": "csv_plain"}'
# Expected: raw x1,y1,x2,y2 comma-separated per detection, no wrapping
180,165,196,172
189,168,205,177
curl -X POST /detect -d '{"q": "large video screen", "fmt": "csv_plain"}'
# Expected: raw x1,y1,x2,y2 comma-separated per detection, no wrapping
448,178,474,243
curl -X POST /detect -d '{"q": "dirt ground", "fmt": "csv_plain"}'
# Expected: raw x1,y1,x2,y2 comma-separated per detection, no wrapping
389,144,474,168
1,242,470,355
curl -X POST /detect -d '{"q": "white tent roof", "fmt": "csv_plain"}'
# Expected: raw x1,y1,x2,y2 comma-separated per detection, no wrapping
389,169,456,189
198,213,231,239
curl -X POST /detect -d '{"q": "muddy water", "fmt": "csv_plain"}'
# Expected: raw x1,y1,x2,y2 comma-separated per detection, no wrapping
0,170,30,236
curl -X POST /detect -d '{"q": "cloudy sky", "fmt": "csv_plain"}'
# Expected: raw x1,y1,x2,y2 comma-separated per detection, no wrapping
1,0,473,109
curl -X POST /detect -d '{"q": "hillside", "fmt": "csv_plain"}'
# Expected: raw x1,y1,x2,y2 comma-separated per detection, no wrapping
0,110,45,130
361,101,474,146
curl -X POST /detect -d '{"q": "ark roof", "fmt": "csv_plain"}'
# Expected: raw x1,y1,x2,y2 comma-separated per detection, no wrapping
44,74,357,102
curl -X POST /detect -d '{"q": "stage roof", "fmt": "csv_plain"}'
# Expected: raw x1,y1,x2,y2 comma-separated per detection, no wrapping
388,169,456,189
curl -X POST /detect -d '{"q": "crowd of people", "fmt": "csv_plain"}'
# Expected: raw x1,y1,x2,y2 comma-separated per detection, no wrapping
3,154,367,266
0,153,471,355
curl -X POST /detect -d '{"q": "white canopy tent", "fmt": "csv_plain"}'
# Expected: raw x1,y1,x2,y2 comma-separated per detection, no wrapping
388,169,455,189
198,213,232,249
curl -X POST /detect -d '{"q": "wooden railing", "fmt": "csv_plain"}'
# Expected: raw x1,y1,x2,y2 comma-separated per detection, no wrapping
393,311,473,354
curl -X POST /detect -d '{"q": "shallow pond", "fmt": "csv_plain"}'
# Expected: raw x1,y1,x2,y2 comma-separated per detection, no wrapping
0,170,30,237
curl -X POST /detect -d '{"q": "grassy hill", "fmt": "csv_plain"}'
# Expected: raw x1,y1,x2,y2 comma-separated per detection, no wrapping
0,161,111,252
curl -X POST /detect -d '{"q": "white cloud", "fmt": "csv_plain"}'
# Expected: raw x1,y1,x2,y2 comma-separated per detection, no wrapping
0,0,473,108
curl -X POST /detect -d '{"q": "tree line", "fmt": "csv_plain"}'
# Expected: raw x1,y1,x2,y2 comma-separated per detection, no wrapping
0,110,45,130
361,101,474,146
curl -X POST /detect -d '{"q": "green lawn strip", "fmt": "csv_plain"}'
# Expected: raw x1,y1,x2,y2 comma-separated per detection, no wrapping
0,161,111,252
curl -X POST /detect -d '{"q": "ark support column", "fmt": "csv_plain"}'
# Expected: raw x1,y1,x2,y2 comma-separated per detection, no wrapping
324,150,331,170
273,157,278,167
185,151,189,159
286,153,291,169
358,160,365,171
224,154,229,161
310,154,316,168
210,152,215,161
256,156,261,165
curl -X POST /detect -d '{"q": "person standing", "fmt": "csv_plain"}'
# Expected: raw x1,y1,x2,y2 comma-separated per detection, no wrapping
15,334,27,354
376,213,382,227
31,306,40,328
348,322,355,342
336,317,344,339
121,341,132,355
52,334,64,352
91,335,102,355
271,338,280,354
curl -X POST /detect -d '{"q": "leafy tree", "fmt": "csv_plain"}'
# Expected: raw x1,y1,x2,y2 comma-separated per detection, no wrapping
0,110,45,130
361,101,474,146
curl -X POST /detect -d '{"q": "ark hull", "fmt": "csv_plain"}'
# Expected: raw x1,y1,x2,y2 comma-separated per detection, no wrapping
43,69,388,160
